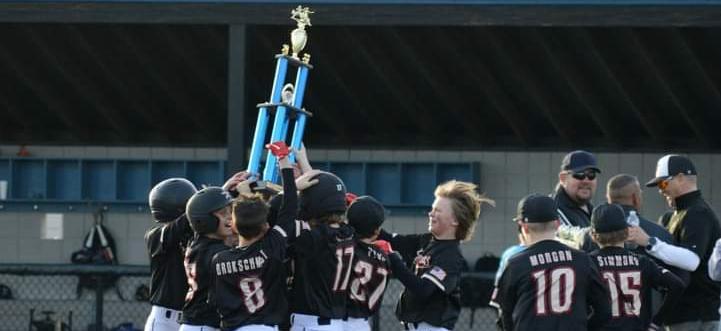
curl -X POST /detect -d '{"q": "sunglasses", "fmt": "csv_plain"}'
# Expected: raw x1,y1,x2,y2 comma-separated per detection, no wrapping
569,171,597,181
658,176,675,190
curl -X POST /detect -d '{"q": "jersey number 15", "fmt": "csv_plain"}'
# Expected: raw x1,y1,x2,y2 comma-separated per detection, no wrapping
602,271,641,317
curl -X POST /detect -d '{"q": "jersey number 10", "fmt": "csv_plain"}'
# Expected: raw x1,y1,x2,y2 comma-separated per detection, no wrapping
531,267,576,315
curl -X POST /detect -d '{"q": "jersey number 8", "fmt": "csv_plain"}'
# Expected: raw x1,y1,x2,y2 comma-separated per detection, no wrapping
239,278,266,313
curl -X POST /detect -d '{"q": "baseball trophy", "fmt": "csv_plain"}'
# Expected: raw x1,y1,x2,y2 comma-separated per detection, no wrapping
246,6,314,185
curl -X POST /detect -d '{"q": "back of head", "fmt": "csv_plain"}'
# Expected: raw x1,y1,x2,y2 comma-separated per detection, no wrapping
347,195,385,239
266,193,284,227
590,203,629,246
148,178,197,222
186,187,233,234
515,194,558,233
233,194,269,238
299,171,347,223
435,180,494,241
606,174,639,205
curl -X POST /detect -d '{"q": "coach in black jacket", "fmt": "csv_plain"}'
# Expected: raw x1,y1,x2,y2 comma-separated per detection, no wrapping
646,154,721,331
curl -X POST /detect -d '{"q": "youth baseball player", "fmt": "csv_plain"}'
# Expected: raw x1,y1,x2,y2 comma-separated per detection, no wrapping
144,178,197,331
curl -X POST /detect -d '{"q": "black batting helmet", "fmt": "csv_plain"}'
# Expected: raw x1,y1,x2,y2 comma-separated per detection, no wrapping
148,178,197,222
347,195,385,239
186,187,233,234
299,171,347,221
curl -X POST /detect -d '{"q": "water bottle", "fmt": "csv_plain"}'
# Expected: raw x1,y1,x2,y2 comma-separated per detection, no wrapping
626,210,640,249
627,210,640,227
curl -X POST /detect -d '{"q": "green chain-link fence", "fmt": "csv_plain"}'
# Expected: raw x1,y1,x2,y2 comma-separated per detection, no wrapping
0,265,499,331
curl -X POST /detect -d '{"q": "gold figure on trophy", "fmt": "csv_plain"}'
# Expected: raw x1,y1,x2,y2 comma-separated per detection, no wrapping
290,6,313,59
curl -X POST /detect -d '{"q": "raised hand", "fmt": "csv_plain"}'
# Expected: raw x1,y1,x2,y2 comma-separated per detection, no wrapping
373,240,393,255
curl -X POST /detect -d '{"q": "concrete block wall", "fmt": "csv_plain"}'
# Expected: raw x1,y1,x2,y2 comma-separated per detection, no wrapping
0,145,719,267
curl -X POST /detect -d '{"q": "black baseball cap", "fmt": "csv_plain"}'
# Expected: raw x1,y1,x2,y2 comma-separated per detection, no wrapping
591,203,628,233
645,154,697,187
299,171,347,220
561,150,601,173
515,194,558,223
347,195,385,238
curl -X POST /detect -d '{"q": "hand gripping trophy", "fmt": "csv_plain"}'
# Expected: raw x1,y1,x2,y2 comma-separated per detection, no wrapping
246,6,314,186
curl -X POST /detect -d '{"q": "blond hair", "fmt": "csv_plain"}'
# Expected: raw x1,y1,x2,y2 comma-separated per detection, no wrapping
434,180,495,241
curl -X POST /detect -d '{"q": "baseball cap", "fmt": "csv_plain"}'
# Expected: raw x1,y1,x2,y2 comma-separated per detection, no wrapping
347,195,385,237
591,203,628,233
515,194,558,223
299,171,347,220
561,150,601,173
645,154,697,187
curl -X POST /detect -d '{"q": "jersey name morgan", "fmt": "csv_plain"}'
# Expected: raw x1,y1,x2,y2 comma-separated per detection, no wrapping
528,250,573,267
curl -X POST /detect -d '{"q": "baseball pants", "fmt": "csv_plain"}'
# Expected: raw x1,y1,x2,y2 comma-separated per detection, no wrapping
179,324,219,331
289,313,343,331
342,317,369,331
404,322,450,331
145,306,182,331
231,325,279,331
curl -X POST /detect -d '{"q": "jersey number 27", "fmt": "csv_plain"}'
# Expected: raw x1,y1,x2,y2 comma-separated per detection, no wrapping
349,260,388,310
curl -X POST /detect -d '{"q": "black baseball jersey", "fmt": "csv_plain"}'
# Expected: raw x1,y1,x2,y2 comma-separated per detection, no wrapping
212,226,290,329
385,232,464,330
589,246,684,330
144,214,193,310
211,167,297,330
492,240,611,331
180,236,229,327
664,190,721,324
290,222,355,319
347,241,391,319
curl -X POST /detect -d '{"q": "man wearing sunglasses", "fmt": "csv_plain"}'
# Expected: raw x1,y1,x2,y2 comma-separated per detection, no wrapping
646,154,721,331
553,150,601,229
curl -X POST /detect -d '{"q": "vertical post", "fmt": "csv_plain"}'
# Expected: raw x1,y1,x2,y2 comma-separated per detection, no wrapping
288,65,310,162
95,276,103,331
227,24,247,178
254,56,289,180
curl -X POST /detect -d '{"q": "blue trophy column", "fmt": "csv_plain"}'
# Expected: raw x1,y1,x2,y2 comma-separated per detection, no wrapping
226,24,247,177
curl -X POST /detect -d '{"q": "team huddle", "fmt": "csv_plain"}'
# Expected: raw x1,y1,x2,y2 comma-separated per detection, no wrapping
143,145,721,331
143,142,492,331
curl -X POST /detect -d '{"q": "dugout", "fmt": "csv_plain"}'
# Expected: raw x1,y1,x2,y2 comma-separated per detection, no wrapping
0,0,719,265
0,1,721,330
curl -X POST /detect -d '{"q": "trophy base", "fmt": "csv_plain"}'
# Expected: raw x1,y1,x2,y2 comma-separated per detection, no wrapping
249,180,283,200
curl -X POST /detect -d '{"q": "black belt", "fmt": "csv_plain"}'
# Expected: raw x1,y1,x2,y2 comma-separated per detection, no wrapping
164,310,182,322
342,317,369,321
